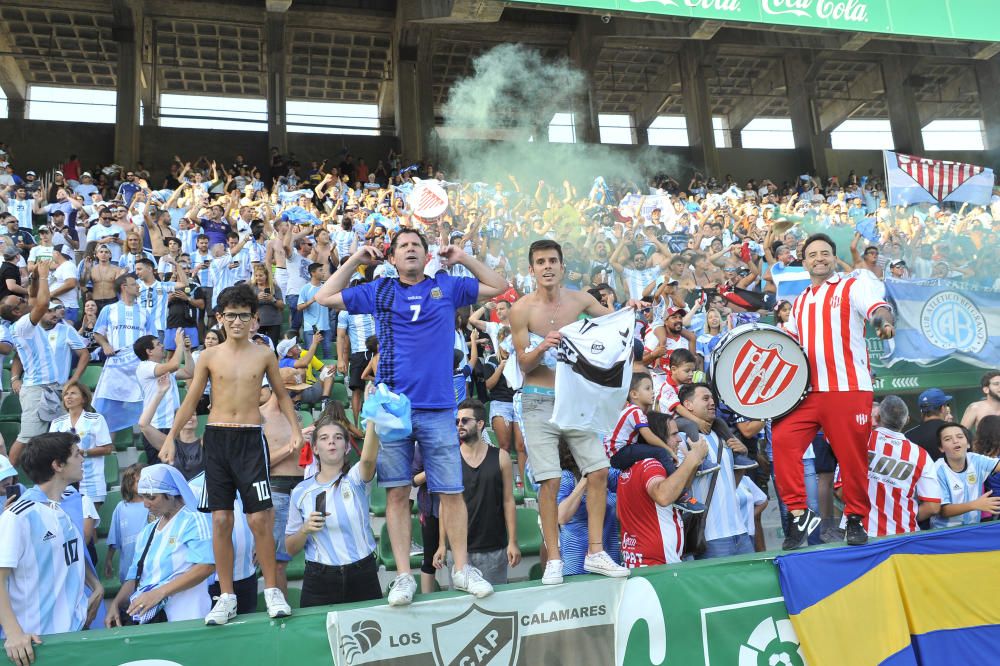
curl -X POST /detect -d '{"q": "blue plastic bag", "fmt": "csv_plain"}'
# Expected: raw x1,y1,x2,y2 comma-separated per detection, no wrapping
360,384,412,441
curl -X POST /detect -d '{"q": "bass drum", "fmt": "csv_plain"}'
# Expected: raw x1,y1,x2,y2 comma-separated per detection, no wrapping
709,323,809,420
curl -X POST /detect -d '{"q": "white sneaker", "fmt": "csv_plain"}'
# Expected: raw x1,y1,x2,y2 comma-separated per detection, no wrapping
452,565,494,598
205,593,238,625
264,587,292,618
541,559,564,585
387,573,417,607
584,551,630,578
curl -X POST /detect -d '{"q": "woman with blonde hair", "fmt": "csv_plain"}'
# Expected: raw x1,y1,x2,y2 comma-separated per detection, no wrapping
48,382,113,505
250,263,284,343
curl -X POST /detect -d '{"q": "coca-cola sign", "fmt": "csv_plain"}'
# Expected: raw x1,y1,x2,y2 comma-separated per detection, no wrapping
762,0,869,22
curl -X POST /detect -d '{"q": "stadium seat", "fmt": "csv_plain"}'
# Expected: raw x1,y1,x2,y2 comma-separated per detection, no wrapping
369,482,387,517
297,411,315,427
1,368,9,392
112,429,134,452
515,507,543,557
528,562,544,581
377,517,423,571
97,489,121,539
0,422,20,452
80,364,104,390
95,540,122,600
286,549,306,581
0,393,19,421
137,451,148,464
104,454,120,489
330,382,349,406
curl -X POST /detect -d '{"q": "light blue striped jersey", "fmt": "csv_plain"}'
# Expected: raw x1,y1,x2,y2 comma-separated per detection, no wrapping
138,280,175,332
178,229,199,256
136,361,181,429
228,246,253,282
332,228,357,259
94,301,156,352
556,468,622,575
191,250,214,287
188,473,256,581
117,250,156,274
680,431,748,541
0,496,87,635
12,316,87,386
106,500,150,582
286,466,377,566
209,255,239,308
337,309,376,354
126,505,214,589
49,412,111,501
931,453,1000,529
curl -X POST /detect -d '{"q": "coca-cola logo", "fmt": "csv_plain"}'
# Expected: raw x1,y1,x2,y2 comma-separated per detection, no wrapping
630,0,742,9
762,0,869,22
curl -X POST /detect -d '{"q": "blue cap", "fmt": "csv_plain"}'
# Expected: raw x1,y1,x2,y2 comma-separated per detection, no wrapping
918,388,952,411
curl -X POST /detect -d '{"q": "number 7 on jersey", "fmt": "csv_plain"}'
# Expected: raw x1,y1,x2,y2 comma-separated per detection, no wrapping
409,304,421,322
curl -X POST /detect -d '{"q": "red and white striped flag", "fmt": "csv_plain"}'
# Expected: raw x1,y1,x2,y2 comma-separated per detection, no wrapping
885,150,994,206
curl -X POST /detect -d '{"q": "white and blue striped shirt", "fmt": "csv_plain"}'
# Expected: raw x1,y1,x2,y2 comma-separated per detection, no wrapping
0,497,87,635
209,255,239,309
332,228,357,259
191,250,213,287
286,466,377,566
126,506,213,607
13,316,86,387
178,229,199,256
931,453,1000,529
136,361,181,430
138,280,174,332
49,412,111,501
106,500,150,583
117,250,156,274
94,301,155,352
188,473,256,581
679,431,748,541
337,310,376,354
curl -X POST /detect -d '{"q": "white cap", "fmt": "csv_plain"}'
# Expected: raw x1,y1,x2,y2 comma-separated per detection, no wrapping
276,338,298,358
0,454,16,482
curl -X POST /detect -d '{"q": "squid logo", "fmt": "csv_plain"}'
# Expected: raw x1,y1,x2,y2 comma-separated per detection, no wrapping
615,577,666,666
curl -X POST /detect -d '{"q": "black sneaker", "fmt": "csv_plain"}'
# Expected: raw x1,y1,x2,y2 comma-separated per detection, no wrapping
782,508,821,551
845,514,868,546
733,453,759,471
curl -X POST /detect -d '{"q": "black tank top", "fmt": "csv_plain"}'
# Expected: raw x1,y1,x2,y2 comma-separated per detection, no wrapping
461,446,506,553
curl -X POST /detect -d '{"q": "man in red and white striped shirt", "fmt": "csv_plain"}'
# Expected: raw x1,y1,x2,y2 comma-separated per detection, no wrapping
774,233,895,549
834,396,942,537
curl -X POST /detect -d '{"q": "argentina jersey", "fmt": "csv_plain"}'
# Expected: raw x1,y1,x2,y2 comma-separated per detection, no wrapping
49,412,111,501
95,301,155,352
679,431,748,541
341,272,479,409
0,498,87,635
337,310,376,353
931,453,1000,529
138,281,174,331
285,466,376,566
13,317,87,386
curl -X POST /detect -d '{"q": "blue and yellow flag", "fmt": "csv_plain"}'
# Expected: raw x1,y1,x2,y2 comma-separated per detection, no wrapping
776,522,1000,665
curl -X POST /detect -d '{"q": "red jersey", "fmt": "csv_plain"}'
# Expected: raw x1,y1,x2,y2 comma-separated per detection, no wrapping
655,373,680,414
604,404,647,458
784,272,888,392
617,459,684,567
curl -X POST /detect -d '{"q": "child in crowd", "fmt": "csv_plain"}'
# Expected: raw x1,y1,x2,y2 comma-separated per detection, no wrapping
453,349,473,404
604,373,707,513
654,348,697,415
930,422,1000,529
105,464,151,585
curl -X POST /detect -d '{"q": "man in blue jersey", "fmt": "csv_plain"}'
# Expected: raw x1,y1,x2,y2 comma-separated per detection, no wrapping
316,228,507,606
7,263,89,466
0,432,102,666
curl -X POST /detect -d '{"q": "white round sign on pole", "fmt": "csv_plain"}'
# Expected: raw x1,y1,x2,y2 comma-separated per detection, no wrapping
410,180,449,221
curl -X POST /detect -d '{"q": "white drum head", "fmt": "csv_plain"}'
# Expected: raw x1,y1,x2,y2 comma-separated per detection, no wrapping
410,180,449,220
710,324,809,420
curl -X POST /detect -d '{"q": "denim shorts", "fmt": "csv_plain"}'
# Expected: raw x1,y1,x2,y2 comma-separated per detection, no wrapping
377,408,463,494
489,400,516,425
271,491,292,562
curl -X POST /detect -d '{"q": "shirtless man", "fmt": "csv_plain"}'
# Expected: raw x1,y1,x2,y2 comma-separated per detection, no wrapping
508,239,631,585
85,244,121,311
265,219,290,297
159,283,302,625
961,371,1000,433
260,384,303,595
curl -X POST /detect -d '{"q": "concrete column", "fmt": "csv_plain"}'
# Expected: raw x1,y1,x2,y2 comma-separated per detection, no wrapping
266,11,288,155
784,53,831,178
112,0,142,168
679,44,719,176
6,98,25,121
975,59,1000,170
882,56,925,155
394,35,434,161
568,21,600,144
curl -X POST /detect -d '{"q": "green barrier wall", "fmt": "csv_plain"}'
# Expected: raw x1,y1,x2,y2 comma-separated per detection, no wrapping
40,551,795,666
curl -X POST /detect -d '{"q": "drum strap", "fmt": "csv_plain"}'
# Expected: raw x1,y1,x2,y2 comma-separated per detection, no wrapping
695,436,726,540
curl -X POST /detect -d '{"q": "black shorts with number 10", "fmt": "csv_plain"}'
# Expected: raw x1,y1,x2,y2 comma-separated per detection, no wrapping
199,425,273,514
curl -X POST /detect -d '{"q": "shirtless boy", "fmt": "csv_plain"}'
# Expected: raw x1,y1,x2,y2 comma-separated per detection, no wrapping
159,283,302,625
508,239,631,585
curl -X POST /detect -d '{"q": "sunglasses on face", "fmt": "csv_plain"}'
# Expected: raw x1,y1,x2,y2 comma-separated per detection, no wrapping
456,417,477,426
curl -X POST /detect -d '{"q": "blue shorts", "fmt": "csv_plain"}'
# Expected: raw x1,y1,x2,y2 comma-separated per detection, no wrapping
377,408,463,494
271,491,292,563
164,327,199,351
489,400,516,425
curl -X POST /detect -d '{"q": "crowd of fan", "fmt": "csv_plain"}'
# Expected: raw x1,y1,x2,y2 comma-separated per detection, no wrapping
0,142,998,664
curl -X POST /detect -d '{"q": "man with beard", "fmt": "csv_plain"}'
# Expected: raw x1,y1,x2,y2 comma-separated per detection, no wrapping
961,371,1000,433
509,239,632,585
436,399,519,587
316,228,507,607
645,306,696,374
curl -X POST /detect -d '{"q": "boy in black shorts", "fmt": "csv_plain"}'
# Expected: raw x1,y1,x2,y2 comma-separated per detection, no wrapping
160,284,303,625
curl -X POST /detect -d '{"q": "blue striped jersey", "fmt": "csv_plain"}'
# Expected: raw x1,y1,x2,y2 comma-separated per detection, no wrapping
49,412,111,501
178,229,199,256
679,431,748,541
0,497,87,635
209,255,239,308
337,310,376,354
931,453,1000,529
286,466,376,566
135,361,181,429
94,301,156,352
332,228,357,259
138,280,175,332
12,316,87,386
190,250,213,287
556,468,622,575
248,240,267,265
117,250,156,273
188,473,256,581
228,246,253,282
106,500,150,582
126,505,214,591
